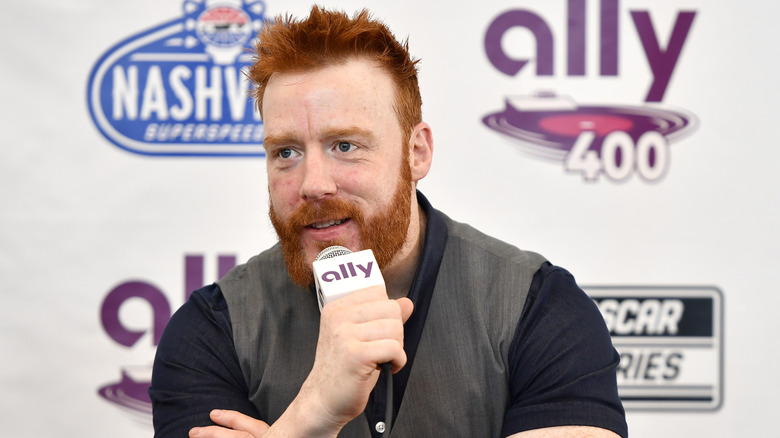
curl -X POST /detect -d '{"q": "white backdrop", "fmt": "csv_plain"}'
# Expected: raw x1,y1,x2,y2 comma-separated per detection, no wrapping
2,0,779,436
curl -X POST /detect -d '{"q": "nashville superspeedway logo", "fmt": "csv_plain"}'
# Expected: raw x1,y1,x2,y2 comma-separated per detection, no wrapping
87,0,268,156
482,1,698,183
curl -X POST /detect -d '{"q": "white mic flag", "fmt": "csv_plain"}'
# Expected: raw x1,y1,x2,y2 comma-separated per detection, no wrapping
312,246,386,310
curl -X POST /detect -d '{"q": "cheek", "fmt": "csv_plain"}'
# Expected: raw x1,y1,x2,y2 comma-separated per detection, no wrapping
338,168,362,189
375,163,403,197
268,176,299,213
337,169,386,208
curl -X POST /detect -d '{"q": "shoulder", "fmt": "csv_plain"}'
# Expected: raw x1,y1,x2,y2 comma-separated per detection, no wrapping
524,263,600,321
217,244,313,313
219,244,287,290
166,284,230,337
155,284,234,360
511,263,616,372
440,211,545,262
431,210,551,348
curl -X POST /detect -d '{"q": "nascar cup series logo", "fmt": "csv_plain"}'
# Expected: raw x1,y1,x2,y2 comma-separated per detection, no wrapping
587,286,723,411
483,1,698,183
87,0,268,156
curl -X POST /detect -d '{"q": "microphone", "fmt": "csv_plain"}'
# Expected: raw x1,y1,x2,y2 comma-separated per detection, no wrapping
312,246,394,436
312,246,386,311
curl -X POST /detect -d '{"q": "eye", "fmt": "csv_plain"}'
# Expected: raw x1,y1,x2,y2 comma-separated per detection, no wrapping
278,148,294,159
336,141,355,153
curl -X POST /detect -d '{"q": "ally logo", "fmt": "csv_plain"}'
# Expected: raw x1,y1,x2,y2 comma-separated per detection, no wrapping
98,254,238,423
482,1,698,183
87,0,268,156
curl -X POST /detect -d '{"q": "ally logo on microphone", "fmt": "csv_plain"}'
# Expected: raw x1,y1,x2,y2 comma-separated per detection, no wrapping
313,248,385,310
320,260,375,282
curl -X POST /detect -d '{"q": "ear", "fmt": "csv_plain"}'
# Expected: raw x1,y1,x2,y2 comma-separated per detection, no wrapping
408,122,434,183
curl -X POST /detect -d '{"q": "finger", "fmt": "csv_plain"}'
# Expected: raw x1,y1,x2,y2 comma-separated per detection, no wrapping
339,299,407,324
326,295,412,326
328,284,388,307
346,336,408,372
210,410,269,436
352,318,404,342
396,297,414,323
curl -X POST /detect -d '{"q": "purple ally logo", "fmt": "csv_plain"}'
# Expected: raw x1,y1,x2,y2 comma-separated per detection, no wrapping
482,1,698,182
87,0,268,156
99,255,238,423
483,93,696,182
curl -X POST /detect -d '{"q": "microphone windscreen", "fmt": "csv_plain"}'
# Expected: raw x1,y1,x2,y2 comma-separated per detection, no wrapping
315,245,352,261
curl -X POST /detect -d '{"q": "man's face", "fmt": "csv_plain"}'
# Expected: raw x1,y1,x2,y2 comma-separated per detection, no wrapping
262,58,414,288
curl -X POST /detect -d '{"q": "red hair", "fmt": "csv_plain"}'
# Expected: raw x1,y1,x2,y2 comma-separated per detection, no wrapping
248,6,422,136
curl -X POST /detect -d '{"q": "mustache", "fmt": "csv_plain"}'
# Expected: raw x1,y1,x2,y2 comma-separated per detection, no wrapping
285,197,365,229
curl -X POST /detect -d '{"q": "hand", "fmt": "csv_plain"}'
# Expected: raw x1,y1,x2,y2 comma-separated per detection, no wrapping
285,286,414,434
189,410,269,437
190,290,413,437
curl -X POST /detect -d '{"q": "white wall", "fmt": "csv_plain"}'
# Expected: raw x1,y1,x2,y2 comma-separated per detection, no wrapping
2,0,777,436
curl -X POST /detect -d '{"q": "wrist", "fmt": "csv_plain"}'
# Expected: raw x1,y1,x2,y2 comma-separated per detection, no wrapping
266,382,344,437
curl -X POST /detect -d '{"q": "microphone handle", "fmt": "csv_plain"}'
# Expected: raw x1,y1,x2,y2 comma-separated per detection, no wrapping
382,362,393,436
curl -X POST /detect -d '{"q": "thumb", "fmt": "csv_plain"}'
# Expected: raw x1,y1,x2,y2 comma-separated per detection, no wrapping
396,297,414,323
207,409,270,437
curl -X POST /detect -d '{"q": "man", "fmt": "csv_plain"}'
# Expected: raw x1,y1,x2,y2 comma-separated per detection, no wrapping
150,6,628,438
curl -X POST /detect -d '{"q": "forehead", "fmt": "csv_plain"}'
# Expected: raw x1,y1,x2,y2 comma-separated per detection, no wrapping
261,59,401,140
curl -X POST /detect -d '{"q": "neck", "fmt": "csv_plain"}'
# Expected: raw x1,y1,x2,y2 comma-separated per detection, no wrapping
383,200,427,299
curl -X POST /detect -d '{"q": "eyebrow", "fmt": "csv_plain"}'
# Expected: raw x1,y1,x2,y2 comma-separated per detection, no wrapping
262,133,298,150
263,126,377,150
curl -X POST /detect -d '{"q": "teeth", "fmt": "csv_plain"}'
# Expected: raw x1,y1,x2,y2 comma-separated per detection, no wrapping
310,218,346,229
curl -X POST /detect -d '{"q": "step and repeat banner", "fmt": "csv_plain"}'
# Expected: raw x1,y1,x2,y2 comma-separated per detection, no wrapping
3,0,778,436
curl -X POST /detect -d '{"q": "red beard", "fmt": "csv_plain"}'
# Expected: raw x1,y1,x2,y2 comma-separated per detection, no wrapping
269,159,413,288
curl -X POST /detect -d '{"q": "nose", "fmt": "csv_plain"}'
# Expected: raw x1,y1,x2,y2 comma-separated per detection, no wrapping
299,149,337,201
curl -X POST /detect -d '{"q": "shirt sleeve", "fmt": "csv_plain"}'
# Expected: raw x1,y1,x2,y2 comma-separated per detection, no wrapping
149,284,260,437
502,263,628,437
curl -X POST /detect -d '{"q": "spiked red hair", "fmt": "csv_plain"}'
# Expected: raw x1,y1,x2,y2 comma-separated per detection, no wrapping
248,6,422,136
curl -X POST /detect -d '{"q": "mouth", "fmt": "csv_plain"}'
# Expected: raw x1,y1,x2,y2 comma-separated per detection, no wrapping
306,218,349,230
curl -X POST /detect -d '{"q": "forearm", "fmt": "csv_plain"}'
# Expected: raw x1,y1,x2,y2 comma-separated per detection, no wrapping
261,388,343,438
